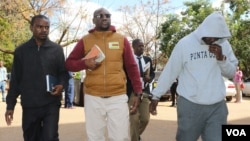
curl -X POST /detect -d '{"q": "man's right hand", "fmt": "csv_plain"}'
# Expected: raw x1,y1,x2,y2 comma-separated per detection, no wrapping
5,110,14,126
84,58,101,70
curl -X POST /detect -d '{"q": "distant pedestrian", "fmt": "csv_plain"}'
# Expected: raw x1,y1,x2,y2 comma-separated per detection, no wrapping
233,66,243,103
170,79,178,107
0,60,8,102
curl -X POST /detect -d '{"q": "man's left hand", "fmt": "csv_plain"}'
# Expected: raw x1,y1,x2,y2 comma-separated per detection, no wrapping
149,99,159,115
51,84,63,96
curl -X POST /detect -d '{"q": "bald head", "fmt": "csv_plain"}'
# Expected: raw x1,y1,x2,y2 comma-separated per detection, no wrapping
92,8,111,31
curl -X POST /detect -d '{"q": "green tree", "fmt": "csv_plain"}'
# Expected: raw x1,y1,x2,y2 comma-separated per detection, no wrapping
0,0,88,71
226,0,250,77
118,0,170,70
0,10,27,70
158,0,215,59
0,0,33,70
158,0,250,77
157,14,181,59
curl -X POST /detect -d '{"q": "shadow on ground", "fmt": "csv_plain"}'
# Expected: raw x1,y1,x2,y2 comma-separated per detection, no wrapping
0,96,249,141
1,116,250,141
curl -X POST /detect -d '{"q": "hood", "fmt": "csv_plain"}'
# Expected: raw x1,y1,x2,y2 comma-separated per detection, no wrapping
194,11,231,44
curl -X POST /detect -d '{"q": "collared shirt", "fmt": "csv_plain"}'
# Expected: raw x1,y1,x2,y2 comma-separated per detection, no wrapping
134,55,146,89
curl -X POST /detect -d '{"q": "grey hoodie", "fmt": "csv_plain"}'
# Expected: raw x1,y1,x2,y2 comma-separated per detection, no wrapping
152,12,238,105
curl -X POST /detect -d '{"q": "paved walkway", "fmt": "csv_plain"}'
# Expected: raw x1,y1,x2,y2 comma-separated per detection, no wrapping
0,97,250,141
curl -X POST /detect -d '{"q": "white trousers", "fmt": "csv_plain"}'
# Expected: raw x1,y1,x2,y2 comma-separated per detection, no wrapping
84,94,130,141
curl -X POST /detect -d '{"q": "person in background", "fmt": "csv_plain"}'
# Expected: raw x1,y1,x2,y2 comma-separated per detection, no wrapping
170,79,178,107
0,60,8,102
79,70,86,107
149,12,238,141
127,38,155,141
65,8,142,141
5,15,69,141
233,66,243,103
64,71,75,108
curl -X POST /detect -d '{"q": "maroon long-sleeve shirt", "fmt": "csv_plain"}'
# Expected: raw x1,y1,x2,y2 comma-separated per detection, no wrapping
65,26,142,95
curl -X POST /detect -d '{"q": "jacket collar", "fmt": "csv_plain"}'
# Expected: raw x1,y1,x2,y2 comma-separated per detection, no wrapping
88,25,116,33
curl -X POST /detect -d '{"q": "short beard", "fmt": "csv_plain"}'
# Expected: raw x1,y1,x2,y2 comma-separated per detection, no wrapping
99,26,110,31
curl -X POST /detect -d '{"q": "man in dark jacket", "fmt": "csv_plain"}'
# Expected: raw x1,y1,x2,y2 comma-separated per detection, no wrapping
5,15,69,141
128,38,155,141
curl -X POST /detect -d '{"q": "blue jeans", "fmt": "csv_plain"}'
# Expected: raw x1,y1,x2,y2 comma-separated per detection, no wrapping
0,81,6,101
64,78,74,108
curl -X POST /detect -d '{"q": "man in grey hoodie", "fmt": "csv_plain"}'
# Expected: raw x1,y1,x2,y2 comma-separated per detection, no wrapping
149,12,238,141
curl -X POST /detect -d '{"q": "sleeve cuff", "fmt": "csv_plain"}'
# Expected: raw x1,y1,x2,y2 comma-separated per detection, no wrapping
152,95,160,100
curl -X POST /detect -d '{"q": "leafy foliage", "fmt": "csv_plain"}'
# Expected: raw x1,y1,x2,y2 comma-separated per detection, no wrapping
0,1,32,71
0,0,69,71
158,0,215,58
158,0,250,77
226,0,250,77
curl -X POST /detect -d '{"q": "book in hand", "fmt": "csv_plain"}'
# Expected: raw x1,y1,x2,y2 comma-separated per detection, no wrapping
143,62,151,88
46,75,59,92
143,62,151,77
83,44,105,62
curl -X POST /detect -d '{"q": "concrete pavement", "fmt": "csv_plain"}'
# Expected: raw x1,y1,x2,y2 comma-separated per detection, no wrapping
0,96,250,141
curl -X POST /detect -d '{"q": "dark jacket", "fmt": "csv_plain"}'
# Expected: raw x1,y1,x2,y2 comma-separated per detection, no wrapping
127,55,155,98
6,37,69,109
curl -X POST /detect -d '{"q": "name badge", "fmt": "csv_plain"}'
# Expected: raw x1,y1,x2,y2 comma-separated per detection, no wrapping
109,42,120,49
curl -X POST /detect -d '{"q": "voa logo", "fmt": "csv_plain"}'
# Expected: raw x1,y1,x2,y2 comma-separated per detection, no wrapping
226,129,246,136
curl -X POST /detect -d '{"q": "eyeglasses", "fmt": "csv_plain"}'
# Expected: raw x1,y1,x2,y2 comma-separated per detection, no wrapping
94,14,111,19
